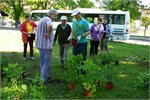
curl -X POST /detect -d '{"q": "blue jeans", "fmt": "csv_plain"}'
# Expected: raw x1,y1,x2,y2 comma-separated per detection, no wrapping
59,43,69,65
39,49,52,82
73,42,87,60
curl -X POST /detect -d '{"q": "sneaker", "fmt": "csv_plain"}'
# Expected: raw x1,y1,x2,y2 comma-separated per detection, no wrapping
30,57,34,60
23,57,26,60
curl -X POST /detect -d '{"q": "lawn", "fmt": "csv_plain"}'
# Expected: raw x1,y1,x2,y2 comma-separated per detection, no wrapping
1,40,149,99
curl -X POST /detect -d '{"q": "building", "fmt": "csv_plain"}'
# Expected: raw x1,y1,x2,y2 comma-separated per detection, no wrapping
0,10,8,28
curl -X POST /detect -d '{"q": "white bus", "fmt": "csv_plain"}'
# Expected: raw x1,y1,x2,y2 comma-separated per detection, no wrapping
31,8,130,40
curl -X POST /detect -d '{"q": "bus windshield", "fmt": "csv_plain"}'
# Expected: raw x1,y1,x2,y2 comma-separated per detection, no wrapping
31,12,125,25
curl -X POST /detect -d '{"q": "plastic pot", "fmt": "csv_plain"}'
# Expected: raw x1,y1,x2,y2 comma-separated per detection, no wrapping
83,88,91,96
106,82,113,90
71,39,77,46
67,83,75,90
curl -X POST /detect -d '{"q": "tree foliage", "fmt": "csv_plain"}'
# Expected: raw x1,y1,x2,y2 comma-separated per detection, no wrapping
53,0,77,10
0,0,25,27
77,0,94,8
0,0,94,26
102,0,142,20
25,0,55,10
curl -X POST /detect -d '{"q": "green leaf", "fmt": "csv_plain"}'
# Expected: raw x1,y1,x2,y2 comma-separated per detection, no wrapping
22,84,27,91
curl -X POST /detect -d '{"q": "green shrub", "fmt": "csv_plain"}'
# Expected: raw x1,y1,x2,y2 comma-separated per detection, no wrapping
135,72,149,88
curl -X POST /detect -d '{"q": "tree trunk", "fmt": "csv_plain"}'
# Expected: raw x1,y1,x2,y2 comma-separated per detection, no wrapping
144,26,146,37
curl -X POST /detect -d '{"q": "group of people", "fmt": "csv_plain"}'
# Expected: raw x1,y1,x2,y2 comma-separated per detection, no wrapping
20,9,112,83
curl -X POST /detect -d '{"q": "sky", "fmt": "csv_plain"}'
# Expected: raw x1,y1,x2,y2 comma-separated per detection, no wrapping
141,0,150,5
90,0,150,8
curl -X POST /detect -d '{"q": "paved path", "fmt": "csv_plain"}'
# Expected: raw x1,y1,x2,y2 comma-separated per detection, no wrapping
114,39,150,46
0,29,23,52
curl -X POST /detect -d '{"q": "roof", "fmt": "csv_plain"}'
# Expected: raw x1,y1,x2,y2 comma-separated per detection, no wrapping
0,10,8,16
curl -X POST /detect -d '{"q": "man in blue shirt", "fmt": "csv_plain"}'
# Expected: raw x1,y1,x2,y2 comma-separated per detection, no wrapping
71,9,90,60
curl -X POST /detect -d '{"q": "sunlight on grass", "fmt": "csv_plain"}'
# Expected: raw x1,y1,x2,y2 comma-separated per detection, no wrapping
121,61,137,65
108,45,114,48
117,74,128,78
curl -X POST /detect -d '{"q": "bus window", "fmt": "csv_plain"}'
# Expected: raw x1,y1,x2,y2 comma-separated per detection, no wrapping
113,15,125,25
82,14,99,23
100,14,125,25
31,13,47,21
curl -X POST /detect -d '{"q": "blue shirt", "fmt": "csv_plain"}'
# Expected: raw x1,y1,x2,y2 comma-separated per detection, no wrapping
72,18,89,43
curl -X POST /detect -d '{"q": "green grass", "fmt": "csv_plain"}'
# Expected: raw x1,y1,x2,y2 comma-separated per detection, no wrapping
1,41,149,99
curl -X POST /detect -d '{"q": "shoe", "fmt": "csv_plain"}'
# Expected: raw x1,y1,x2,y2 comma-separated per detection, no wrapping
23,57,26,60
30,57,34,60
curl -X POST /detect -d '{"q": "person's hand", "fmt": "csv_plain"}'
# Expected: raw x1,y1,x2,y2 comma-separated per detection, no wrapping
44,33,50,39
76,36,81,42
90,37,92,40
67,35,72,41
23,32,28,34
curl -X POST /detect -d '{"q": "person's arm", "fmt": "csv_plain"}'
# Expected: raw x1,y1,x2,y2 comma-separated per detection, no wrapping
100,24,104,39
44,19,52,39
81,20,90,38
81,30,90,38
109,24,112,37
20,22,28,34
31,20,37,34
68,25,72,35
54,25,59,44
90,24,94,34
33,21,37,28
45,25,52,39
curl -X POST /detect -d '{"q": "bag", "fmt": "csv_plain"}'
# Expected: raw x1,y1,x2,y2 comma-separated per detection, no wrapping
30,33,35,40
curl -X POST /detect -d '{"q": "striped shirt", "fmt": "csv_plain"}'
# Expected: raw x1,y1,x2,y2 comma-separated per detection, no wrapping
36,17,54,49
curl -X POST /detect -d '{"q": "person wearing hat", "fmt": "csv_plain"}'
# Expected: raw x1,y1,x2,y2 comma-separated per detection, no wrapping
36,9,57,84
71,9,90,60
20,14,37,60
54,15,71,67
100,17,112,54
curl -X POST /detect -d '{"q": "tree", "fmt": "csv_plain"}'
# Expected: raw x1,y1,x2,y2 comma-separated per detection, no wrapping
25,0,56,10
141,16,150,36
0,0,25,28
0,0,94,28
0,2,9,13
101,0,142,20
8,0,24,28
53,0,94,10
77,0,94,8
53,0,77,10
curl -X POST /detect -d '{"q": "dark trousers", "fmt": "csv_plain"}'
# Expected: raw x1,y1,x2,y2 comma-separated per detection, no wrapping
23,37,33,57
90,40,99,56
73,42,87,60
